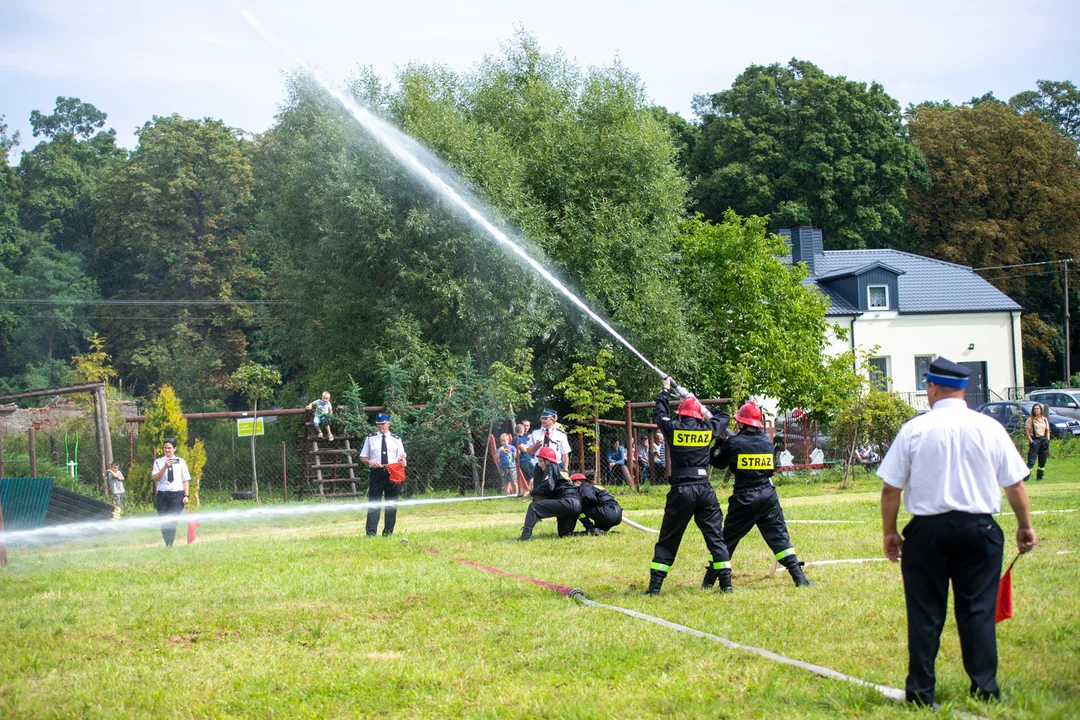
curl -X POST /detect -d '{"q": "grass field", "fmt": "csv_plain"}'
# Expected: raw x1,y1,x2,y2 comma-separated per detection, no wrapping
1,466,1078,719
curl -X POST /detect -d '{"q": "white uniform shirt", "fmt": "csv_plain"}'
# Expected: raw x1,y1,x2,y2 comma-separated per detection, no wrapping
360,431,407,465
528,426,572,465
153,456,191,492
877,398,1029,516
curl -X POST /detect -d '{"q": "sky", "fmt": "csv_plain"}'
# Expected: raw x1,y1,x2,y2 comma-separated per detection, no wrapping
2,0,1078,155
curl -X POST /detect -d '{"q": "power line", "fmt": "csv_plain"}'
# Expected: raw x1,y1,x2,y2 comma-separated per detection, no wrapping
973,259,1072,272
0,298,287,306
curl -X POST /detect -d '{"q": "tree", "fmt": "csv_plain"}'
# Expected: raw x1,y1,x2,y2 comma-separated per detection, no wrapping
673,211,847,412
903,101,1080,383
230,361,281,503
690,59,924,249
94,115,260,402
1010,80,1080,147
555,349,625,476
29,96,108,139
70,332,117,383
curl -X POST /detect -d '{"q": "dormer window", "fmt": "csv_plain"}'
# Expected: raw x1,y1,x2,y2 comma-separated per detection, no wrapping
868,285,888,309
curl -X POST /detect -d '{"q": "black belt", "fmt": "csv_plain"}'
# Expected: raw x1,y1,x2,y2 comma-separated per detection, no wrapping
670,466,709,481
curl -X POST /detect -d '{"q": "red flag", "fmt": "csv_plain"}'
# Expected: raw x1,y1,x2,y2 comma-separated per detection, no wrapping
387,462,406,484
186,506,199,545
996,554,1020,623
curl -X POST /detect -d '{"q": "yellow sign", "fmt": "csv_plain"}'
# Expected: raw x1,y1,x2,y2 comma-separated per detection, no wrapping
737,453,774,470
673,430,712,447
236,418,265,437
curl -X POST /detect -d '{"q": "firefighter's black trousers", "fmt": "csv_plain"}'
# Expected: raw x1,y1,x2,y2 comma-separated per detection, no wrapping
723,482,794,563
650,480,729,575
900,512,1004,705
366,468,401,536
1026,435,1049,476
580,505,623,532
524,486,582,537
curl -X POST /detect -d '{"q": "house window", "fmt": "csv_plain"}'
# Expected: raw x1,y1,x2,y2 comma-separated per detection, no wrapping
868,285,889,309
914,355,934,391
869,357,889,391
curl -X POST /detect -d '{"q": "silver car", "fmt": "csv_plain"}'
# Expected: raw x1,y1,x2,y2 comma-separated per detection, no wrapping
1028,389,1080,420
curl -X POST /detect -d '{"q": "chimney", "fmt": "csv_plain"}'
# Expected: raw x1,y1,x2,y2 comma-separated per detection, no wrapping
779,226,820,275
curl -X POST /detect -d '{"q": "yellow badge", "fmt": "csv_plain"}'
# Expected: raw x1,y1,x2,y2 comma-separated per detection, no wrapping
737,454,774,470
673,430,712,447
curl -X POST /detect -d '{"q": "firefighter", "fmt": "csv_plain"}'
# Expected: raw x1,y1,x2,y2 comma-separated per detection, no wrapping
644,377,732,595
570,473,623,535
708,401,814,588
517,446,582,540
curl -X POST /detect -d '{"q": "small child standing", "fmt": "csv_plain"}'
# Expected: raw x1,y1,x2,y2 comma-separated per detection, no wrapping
498,433,518,495
571,472,623,535
306,391,335,442
107,461,126,507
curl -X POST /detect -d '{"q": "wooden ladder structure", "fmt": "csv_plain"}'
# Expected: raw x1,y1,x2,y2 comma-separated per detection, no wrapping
298,413,363,499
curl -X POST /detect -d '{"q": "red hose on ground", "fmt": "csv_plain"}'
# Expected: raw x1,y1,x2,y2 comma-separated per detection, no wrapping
409,541,575,596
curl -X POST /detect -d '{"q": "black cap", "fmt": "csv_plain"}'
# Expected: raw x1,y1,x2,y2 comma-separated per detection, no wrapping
925,357,970,389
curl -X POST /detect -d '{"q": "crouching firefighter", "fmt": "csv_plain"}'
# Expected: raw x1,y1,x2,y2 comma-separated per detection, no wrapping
570,473,623,535
708,401,814,588
517,446,582,540
645,376,733,595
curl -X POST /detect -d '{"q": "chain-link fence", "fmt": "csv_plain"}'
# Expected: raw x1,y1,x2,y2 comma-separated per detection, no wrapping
1,424,132,498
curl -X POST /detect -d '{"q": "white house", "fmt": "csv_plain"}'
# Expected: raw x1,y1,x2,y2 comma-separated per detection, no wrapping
781,227,1023,409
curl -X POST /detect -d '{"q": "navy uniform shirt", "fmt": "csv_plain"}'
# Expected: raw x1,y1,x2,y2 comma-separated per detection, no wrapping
711,427,775,487
654,389,731,481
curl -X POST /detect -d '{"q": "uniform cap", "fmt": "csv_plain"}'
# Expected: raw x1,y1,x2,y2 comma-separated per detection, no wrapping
537,446,558,463
734,402,764,428
540,408,558,419
375,413,391,423
925,357,970,389
676,396,704,420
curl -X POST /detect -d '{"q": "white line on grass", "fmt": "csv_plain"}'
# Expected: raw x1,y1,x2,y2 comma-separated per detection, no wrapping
803,558,889,567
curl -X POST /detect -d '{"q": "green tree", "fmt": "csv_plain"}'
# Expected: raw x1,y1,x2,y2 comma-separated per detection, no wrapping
29,96,108,139
673,211,846,412
70,332,117,383
903,100,1080,383
555,349,625,473
1009,80,1080,147
230,361,281,503
94,115,260,402
690,59,924,249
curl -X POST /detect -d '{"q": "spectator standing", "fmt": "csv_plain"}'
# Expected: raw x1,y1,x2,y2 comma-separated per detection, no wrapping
498,433,518,495
515,421,534,493
1025,403,1050,481
151,438,190,547
360,413,407,537
635,434,650,485
526,409,572,471
651,430,667,483
878,357,1036,706
107,461,126,507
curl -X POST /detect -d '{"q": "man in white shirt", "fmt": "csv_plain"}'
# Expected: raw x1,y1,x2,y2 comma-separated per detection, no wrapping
360,412,407,536
525,409,571,471
151,438,191,547
878,357,1037,706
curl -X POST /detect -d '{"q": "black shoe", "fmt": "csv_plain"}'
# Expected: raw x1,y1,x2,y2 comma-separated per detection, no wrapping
717,568,733,593
701,567,718,590
516,530,532,541
588,528,606,536
642,570,665,596
788,561,815,587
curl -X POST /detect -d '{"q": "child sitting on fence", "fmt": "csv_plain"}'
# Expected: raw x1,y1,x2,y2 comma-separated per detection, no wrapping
306,391,335,442
498,433,518,495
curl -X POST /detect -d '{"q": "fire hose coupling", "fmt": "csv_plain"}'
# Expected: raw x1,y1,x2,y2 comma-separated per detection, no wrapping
569,588,586,601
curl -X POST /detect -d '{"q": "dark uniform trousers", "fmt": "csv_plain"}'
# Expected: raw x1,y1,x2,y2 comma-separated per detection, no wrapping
580,504,623,532
901,512,1004,705
366,468,401,536
155,490,185,547
651,479,729,574
523,485,582,537
724,482,794,563
1026,435,1049,479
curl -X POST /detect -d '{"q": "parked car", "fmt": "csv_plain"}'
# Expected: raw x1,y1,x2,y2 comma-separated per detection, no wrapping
975,401,1080,438
1027,389,1080,421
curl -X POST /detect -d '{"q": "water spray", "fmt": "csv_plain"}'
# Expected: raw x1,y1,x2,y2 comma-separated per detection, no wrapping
237,8,691,393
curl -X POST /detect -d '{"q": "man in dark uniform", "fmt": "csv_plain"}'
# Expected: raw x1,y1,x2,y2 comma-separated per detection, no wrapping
517,446,582,540
708,401,813,588
644,377,732,595
359,412,407,536
879,357,1037,706
570,473,623,535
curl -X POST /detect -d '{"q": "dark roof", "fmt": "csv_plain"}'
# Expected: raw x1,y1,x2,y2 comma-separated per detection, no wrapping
795,249,1021,316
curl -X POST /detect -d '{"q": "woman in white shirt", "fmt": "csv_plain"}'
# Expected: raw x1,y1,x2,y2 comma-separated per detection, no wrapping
151,438,191,547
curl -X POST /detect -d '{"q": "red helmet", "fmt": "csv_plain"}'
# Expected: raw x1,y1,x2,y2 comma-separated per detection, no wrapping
570,473,587,482
537,446,558,463
676,395,704,420
734,401,763,428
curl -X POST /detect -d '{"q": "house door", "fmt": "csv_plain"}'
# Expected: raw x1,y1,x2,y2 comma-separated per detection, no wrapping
961,361,988,407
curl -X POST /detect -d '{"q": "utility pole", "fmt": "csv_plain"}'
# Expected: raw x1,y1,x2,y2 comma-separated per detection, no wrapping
1065,259,1072,383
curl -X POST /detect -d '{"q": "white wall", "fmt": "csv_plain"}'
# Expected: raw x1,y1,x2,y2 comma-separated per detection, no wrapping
838,311,1022,397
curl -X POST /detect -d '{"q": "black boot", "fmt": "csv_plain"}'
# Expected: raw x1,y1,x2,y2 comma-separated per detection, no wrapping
717,568,733,593
1037,468,1045,481
517,527,532,541
701,565,718,590
643,569,665,596
787,561,815,587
